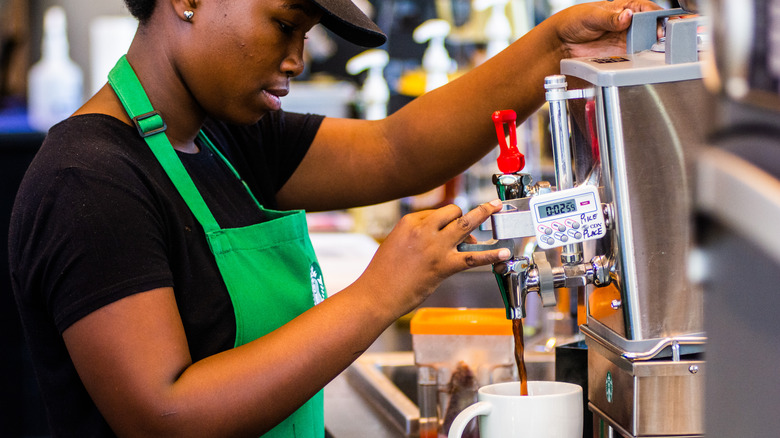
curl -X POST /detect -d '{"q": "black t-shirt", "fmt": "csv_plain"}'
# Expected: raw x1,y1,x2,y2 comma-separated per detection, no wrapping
8,110,324,437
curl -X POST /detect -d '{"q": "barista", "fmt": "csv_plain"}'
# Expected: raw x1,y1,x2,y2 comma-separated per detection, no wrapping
8,0,661,436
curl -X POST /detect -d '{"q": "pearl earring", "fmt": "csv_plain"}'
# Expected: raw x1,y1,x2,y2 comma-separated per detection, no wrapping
184,10,194,21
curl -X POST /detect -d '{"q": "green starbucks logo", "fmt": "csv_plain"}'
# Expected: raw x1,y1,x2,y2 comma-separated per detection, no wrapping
605,371,614,403
310,262,327,305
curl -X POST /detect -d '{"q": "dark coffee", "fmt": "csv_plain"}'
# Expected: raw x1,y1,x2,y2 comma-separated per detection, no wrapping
512,319,529,396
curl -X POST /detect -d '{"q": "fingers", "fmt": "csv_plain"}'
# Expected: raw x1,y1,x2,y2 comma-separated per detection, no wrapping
590,3,634,33
616,9,634,31
462,234,478,244
442,199,502,238
594,0,664,33
458,247,512,269
448,200,511,269
396,200,507,274
428,204,465,230
586,4,631,33
616,1,664,39
626,0,663,13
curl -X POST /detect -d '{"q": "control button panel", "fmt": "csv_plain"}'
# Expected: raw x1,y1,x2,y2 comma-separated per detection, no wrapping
529,185,606,249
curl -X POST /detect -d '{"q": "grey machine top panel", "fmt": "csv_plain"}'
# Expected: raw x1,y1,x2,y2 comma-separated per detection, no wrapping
561,8,706,87
560,51,704,87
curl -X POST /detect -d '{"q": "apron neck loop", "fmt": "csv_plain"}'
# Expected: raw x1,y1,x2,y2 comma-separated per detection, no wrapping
107,55,222,233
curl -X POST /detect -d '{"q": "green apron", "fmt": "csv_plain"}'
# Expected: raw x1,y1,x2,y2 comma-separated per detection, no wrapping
108,55,327,438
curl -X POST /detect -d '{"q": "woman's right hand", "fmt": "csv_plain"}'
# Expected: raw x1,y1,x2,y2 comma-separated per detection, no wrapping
552,0,663,59
357,199,510,317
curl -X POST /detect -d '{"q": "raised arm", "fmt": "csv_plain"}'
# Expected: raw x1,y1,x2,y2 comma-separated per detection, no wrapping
277,0,661,211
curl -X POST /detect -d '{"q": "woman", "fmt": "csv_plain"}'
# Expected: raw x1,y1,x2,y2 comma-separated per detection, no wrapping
9,0,660,436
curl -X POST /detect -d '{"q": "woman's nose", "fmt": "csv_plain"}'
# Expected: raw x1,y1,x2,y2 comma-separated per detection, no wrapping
281,45,305,78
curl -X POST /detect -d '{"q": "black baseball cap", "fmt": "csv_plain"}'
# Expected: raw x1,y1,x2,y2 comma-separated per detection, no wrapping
309,0,386,47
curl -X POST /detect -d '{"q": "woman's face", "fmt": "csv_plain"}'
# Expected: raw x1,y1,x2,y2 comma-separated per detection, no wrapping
176,0,322,125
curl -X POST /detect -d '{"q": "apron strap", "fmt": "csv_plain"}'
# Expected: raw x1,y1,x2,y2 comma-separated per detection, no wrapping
108,55,221,233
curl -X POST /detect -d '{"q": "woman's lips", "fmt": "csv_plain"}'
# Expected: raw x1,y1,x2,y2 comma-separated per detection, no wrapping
262,88,287,111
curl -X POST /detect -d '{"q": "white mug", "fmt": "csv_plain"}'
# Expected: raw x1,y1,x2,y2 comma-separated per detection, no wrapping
447,381,583,438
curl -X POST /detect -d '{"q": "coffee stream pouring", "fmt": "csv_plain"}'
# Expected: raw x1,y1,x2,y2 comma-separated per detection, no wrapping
459,105,612,321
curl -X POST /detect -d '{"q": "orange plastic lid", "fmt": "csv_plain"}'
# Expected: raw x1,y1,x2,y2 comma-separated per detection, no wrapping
410,308,512,336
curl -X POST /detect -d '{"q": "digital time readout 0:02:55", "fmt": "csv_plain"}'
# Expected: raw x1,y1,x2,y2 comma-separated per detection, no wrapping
537,199,577,219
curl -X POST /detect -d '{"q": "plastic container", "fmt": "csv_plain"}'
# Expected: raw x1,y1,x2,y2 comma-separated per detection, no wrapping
411,308,515,438
28,6,84,132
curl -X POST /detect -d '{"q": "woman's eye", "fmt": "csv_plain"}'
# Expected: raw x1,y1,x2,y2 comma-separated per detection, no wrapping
279,21,294,34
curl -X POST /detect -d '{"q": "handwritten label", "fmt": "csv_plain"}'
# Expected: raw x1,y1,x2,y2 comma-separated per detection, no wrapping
584,224,604,238
580,212,604,238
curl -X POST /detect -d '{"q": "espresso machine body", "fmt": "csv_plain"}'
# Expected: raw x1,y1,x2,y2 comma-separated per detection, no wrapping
552,10,711,437
465,8,714,438
575,71,708,346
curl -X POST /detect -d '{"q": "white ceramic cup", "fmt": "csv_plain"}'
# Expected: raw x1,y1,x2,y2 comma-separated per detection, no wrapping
447,381,583,438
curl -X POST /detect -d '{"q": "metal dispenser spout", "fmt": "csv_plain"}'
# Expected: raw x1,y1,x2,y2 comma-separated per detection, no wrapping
492,257,529,320
493,250,612,320
498,251,557,320
485,170,539,321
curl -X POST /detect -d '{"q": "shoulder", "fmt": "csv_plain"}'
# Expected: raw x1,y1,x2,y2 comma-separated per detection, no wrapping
9,115,180,335
23,114,162,195
24,114,153,188
13,114,172,240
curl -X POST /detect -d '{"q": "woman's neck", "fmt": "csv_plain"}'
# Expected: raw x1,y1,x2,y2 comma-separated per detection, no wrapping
74,21,205,153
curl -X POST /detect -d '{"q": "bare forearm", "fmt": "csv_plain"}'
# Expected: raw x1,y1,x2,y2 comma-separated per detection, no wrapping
280,1,657,212
384,18,563,185
66,284,396,438
280,20,564,212
139,285,394,437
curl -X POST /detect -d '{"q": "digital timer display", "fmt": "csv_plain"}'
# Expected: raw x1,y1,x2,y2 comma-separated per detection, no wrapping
537,199,577,219
529,185,604,250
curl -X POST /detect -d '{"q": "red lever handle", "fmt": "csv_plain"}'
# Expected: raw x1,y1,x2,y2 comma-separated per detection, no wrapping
492,110,525,174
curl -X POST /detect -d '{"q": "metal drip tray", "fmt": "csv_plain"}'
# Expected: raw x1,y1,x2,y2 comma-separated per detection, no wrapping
345,349,555,436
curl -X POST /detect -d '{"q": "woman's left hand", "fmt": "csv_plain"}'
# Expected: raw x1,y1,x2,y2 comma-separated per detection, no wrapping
553,0,663,59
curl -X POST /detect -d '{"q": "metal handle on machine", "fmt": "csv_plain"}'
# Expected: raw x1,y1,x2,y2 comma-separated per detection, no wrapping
626,8,688,54
530,251,556,307
665,15,706,64
456,239,516,256
527,253,611,296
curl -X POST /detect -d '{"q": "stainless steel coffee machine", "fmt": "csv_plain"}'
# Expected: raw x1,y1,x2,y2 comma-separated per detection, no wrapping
563,9,709,437
462,7,711,437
